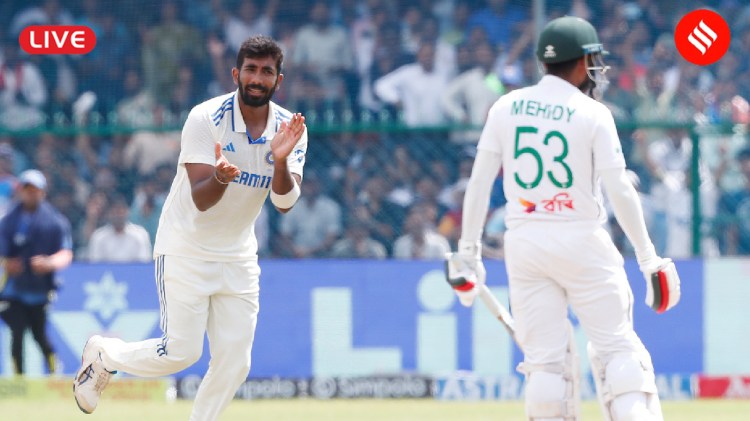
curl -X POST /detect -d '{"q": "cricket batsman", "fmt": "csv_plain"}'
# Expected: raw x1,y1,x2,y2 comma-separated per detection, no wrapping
446,16,681,421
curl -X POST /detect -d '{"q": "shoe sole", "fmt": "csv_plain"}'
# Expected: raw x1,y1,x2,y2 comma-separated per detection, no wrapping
73,335,101,414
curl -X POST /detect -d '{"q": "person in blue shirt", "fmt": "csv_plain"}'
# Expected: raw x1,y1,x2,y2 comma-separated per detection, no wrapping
0,169,73,375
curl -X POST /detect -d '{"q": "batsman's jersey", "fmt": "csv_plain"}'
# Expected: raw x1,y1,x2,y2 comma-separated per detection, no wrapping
478,75,625,229
154,92,307,261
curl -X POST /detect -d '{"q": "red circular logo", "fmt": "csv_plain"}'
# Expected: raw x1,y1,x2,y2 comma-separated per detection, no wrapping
674,9,730,66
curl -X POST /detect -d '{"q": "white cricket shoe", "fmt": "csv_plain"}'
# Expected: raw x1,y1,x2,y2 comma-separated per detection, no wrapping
73,335,116,414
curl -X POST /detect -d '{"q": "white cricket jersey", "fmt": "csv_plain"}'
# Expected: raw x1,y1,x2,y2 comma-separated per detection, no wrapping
153,91,307,261
477,75,625,228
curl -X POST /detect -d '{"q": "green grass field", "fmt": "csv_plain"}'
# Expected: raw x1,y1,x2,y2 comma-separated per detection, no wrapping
3,398,750,420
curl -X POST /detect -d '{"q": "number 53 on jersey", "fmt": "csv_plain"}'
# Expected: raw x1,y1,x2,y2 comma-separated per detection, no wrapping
513,126,573,190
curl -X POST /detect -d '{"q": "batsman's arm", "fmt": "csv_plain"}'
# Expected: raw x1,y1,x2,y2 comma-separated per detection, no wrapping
599,167,655,261
461,102,505,244
460,149,502,244
601,167,682,313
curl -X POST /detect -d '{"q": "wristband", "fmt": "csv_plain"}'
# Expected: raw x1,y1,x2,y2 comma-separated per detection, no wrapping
270,181,301,209
214,171,231,185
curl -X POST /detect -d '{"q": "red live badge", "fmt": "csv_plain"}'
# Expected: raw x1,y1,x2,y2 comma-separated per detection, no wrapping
19,25,96,55
674,9,730,66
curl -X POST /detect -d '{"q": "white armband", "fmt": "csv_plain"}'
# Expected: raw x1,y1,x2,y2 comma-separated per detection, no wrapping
270,181,301,209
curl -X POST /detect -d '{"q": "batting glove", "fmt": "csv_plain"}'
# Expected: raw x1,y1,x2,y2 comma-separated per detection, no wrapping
445,240,486,307
638,256,681,314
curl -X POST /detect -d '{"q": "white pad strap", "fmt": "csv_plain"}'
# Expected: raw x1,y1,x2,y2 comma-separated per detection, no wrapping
270,180,301,209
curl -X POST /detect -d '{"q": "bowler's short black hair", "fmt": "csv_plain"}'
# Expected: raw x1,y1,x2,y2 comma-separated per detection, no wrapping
236,35,284,74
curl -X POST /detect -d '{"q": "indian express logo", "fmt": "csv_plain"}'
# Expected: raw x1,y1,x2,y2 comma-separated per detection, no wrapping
674,9,730,66
687,20,718,55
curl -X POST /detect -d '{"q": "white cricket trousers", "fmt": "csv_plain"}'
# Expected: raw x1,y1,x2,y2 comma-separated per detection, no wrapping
98,254,260,421
504,220,651,365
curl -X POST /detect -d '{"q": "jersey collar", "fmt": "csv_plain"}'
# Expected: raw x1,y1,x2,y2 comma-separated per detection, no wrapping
231,90,277,144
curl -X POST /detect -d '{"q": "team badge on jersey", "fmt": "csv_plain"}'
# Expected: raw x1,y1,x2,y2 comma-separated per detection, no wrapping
265,151,274,166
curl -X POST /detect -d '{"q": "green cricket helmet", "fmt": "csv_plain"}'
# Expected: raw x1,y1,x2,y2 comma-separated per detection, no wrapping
536,16,606,64
536,16,610,99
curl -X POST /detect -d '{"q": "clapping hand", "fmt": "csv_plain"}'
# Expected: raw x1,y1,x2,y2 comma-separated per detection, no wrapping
271,113,306,163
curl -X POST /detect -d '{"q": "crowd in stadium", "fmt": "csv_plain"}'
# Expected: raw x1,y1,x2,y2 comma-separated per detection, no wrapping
0,0,749,260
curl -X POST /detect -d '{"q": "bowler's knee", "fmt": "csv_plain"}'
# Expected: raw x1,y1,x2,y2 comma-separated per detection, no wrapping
164,340,203,370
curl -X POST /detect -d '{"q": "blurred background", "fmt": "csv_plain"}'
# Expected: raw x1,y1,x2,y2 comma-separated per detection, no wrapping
0,0,749,404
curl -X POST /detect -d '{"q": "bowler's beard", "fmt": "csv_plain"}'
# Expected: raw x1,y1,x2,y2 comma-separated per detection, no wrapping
239,80,277,107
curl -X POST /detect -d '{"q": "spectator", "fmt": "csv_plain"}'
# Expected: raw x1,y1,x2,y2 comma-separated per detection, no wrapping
351,3,390,113
114,68,158,128
441,40,503,143
358,23,402,116
351,3,389,81
123,125,181,178
662,167,719,258
419,14,458,78
383,145,419,207
399,4,424,55
129,176,165,245
88,195,152,262
75,9,133,114
47,184,85,251
77,190,109,255
54,157,91,209
465,0,527,49
637,128,692,255
356,174,406,251
392,205,450,259
374,41,449,127
223,0,277,52
0,144,18,216
330,217,387,259
278,174,342,257
717,148,750,255
437,178,467,249
184,0,225,34
140,1,205,102
441,2,470,47
0,169,72,375
206,34,237,96
291,0,356,113
0,42,47,130
482,204,506,259
9,0,74,36
412,177,448,221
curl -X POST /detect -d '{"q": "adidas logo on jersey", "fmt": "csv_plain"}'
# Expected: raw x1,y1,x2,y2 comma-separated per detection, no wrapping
222,142,236,153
